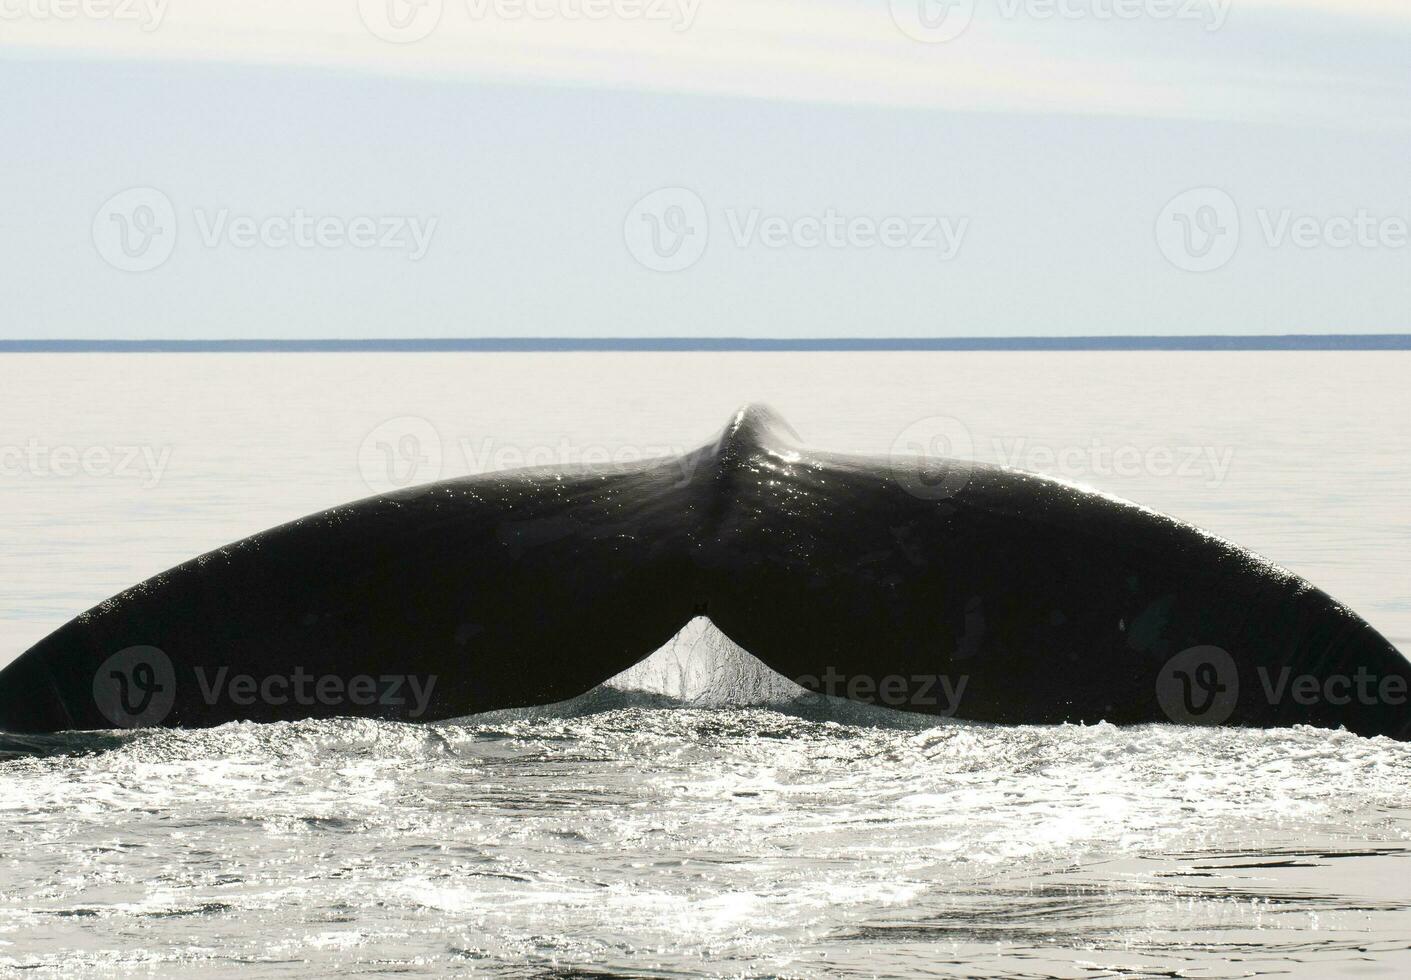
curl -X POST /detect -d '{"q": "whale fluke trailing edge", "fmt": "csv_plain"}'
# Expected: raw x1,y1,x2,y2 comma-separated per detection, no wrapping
1,404,1407,738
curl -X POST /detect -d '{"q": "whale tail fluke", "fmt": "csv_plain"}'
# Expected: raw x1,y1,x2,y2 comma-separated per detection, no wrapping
1,406,1407,739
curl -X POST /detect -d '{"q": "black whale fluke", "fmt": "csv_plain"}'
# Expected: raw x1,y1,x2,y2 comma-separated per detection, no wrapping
1,405,1408,739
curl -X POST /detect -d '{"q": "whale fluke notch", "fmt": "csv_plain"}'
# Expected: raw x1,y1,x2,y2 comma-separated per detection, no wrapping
585,615,804,709
1,408,1408,739
713,403,802,461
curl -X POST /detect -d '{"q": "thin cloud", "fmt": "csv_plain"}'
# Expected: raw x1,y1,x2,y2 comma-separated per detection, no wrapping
1,0,1406,126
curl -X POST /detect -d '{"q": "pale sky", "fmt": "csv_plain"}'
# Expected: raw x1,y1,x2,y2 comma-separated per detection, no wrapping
1,0,1408,337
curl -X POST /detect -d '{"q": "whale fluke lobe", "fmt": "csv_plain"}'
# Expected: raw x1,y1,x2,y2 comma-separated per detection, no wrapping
2,404,1408,739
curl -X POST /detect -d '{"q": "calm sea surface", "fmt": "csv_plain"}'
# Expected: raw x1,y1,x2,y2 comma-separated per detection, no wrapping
1,352,1408,977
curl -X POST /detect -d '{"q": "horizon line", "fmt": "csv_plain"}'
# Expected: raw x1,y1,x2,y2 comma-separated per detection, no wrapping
2,335,1410,353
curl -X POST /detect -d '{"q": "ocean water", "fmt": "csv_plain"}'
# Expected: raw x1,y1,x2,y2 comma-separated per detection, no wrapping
1,352,1409,977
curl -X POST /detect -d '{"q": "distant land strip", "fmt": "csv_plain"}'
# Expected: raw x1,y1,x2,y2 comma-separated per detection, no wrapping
2,336,1410,352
